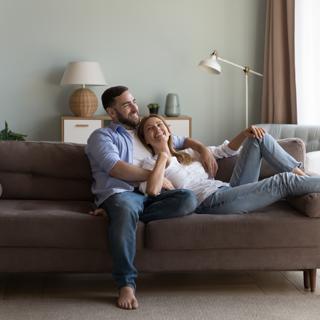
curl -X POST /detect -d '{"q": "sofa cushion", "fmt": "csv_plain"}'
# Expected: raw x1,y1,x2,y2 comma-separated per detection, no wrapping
0,141,93,201
145,201,320,250
0,200,145,250
288,193,320,218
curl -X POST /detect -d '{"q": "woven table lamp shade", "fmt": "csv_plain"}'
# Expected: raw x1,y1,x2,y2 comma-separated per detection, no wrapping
61,61,107,117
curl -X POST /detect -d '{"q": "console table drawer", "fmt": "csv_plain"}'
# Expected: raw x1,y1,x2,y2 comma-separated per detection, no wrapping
63,119,103,144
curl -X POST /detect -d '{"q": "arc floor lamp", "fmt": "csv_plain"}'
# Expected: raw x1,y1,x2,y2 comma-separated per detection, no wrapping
199,50,263,128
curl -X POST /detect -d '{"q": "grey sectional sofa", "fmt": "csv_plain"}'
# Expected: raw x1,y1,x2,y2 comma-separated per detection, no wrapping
0,137,319,292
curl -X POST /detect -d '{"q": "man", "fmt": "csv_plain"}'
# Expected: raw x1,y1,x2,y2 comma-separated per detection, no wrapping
85,86,217,310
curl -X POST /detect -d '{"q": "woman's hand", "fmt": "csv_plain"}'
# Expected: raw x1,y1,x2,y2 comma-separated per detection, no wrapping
158,151,170,162
162,177,175,190
243,126,266,139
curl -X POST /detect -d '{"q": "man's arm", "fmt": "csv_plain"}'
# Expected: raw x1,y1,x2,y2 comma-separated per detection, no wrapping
87,130,151,182
110,160,174,190
110,161,150,181
183,138,218,177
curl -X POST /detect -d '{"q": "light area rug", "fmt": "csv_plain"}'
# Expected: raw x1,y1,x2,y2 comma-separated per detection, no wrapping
0,272,320,320
1,290,320,320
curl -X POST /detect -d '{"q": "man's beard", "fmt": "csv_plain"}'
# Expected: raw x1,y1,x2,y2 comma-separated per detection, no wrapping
115,109,140,129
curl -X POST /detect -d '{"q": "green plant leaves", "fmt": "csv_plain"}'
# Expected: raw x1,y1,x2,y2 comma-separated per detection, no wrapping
0,121,27,141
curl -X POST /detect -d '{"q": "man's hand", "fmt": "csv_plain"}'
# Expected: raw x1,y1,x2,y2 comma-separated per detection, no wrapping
162,177,175,190
182,137,217,177
89,208,107,216
199,146,218,178
243,126,266,139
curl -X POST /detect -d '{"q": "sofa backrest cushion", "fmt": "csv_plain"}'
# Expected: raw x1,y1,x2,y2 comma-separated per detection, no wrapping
215,138,306,182
0,141,93,201
257,123,320,153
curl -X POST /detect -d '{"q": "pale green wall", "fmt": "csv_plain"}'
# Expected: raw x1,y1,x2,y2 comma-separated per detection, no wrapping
0,0,265,145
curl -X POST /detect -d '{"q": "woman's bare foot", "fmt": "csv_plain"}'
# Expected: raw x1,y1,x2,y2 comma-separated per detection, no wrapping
292,167,306,176
117,286,139,310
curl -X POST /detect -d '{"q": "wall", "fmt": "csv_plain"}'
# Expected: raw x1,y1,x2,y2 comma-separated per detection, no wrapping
0,0,265,145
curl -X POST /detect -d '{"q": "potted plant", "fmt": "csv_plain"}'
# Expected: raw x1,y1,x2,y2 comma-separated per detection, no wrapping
147,103,160,115
0,122,27,141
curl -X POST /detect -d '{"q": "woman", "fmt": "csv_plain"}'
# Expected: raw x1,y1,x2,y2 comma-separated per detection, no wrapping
137,114,320,214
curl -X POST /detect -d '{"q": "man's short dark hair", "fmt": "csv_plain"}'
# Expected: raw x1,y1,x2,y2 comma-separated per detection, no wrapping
101,86,128,110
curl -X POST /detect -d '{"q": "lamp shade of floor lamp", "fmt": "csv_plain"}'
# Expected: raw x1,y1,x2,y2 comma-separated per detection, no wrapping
60,61,107,117
199,50,263,128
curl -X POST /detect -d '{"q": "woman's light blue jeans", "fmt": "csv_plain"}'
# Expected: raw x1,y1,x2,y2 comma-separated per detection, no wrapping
196,133,320,214
100,189,197,290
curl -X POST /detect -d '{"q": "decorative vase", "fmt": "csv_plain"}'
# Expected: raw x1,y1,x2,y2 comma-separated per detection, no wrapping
165,93,180,117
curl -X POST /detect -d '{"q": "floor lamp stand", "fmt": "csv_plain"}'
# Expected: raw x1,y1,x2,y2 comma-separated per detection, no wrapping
218,57,263,128
245,68,249,128
199,51,263,129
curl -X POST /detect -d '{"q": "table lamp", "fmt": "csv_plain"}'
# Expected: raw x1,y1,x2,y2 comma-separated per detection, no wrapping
60,61,107,117
199,50,263,127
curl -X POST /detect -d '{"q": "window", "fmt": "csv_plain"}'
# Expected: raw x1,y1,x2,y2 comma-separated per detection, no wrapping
295,0,320,124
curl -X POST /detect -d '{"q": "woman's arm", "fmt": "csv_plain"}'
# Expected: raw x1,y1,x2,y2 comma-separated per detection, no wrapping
227,132,247,151
228,126,266,151
146,152,169,196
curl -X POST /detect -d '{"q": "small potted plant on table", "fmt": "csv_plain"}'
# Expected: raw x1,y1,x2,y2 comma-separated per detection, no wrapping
147,103,160,115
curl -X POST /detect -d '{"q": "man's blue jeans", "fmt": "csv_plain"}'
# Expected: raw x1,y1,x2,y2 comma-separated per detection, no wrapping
196,133,320,214
100,189,197,289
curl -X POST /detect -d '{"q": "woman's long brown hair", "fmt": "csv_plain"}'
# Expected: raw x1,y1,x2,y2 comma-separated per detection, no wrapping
137,115,193,165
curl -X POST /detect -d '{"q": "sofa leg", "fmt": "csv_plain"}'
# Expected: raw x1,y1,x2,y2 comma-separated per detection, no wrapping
309,269,317,292
303,270,310,289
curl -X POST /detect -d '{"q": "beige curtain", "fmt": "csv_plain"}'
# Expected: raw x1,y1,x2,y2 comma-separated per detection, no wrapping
261,0,297,123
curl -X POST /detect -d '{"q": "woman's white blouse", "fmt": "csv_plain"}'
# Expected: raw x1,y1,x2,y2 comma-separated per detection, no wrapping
139,141,239,204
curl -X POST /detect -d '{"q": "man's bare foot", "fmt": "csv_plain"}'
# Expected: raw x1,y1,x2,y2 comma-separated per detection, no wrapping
89,208,106,216
292,167,306,176
117,286,139,310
